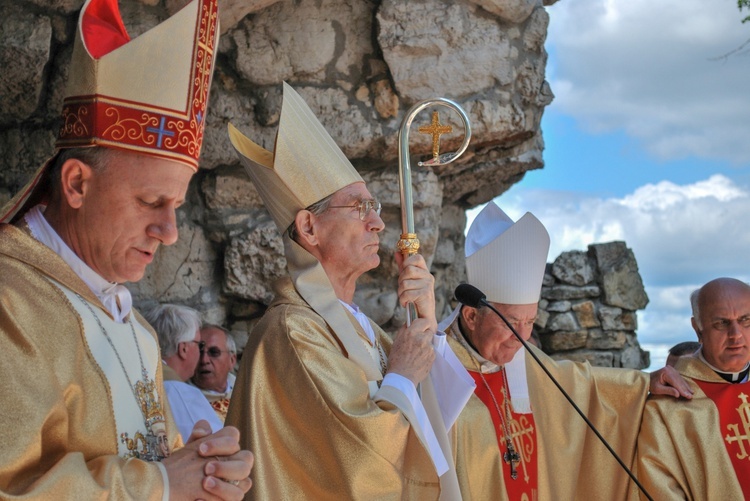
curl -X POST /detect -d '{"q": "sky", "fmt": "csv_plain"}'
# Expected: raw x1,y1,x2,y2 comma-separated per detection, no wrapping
472,0,750,370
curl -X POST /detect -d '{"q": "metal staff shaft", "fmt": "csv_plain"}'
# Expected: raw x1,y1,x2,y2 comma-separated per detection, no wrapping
397,98,471,324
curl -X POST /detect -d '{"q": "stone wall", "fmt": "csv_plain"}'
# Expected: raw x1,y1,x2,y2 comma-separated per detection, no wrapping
0,0,656,369
536,241,650,369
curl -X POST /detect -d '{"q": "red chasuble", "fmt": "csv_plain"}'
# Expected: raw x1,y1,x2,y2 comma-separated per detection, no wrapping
470,371,538,500
694,380,750,499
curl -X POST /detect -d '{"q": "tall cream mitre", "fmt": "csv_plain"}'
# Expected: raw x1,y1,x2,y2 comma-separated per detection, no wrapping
227,82,362,232
1,0,219,224
465,201,550,305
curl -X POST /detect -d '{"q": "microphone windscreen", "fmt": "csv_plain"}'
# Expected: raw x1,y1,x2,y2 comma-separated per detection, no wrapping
455,283,486,308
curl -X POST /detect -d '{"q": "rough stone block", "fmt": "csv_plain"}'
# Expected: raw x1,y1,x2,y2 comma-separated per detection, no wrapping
541,285,600,301
223,220,287,304
0,9,51,123
551,250,594,286
534,308,549,329
589,241,649,310
542,330,587,352
546,312,578,331
378,0,513,102
546,300,571,312
598,306,638,331
585,330,626,350
572,300,599,328
468,0,539,24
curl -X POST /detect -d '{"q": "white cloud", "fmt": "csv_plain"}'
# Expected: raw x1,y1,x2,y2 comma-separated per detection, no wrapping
499,174,750,286
546,0,750,164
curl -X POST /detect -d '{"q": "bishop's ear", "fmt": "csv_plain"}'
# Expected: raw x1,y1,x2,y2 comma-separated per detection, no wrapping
293,209,318,247
461,305,479,331
59,158,94,209
691,317,703,342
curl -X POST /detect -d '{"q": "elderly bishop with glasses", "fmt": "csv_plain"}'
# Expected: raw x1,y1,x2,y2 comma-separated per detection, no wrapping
225,83,475,500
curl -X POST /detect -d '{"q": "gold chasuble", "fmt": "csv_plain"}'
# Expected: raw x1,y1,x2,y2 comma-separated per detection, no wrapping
637,355,750,500
0,224,181,499
445,319,650,501
226,277,443,500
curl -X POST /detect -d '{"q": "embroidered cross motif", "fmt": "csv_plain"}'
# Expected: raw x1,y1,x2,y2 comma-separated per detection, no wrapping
147,116,175,148
725,392,750,459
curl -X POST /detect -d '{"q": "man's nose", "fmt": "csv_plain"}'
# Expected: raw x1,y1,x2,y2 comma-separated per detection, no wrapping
147,207,179,246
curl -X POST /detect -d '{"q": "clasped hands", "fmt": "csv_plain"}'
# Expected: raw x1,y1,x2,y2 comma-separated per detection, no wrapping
163,421,253,501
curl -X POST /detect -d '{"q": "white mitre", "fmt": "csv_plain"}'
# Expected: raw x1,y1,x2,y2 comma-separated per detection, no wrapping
466,201,550,305
464,201,550,413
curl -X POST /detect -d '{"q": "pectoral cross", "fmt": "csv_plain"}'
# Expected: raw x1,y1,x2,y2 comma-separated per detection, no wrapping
418,111,452,160
504,439,521,480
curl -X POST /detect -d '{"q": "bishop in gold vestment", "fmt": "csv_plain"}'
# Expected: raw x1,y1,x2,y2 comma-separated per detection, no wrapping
636,277,750,500
637,355,749,500
226,83,474,499
0,0,253,497
445,319,650,500
442,201,691,501
0,223,181,498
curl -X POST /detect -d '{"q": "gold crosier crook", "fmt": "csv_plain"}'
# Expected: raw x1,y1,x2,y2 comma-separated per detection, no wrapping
397,98,472,325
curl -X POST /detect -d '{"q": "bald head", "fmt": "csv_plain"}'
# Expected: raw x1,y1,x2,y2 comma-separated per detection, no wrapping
691,277,750,372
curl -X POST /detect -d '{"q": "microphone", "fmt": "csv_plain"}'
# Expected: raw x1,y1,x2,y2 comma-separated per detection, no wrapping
454,283,486,309
454,284,653,501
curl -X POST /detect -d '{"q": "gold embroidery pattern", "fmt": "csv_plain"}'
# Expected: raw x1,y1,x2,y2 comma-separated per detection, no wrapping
60,104,90,137
509,414,536,483
725,392,750,460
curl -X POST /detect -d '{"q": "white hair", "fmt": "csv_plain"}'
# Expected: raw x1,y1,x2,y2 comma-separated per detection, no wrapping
143,304,202,358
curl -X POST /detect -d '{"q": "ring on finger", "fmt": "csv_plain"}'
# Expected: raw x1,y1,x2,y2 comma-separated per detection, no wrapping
228,479,240,486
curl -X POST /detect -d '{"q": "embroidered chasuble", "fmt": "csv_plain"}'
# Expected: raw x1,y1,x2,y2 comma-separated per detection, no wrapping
226,277,447,500
444,317,650,501
637,355,750,500
469,370,538,500
0,224,181,500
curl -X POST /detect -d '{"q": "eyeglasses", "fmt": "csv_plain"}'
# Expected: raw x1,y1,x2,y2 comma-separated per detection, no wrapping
327,199,381,221
189,340,206,350
200,346,233,358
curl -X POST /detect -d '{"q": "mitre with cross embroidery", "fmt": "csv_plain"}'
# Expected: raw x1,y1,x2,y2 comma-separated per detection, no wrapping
1,0,219,224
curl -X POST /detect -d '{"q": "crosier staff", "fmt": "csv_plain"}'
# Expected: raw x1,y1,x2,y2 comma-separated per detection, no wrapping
396,98,472,325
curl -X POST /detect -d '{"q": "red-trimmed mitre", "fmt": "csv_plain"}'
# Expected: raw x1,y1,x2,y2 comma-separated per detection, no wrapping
56,0,219,171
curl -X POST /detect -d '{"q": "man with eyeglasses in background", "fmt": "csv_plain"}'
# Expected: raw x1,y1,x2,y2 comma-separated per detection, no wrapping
143,304,224,439
193,324,238,423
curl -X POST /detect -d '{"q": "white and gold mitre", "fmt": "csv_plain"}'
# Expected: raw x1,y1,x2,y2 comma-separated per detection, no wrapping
465,201,550,305
227,82,362,231
1,0,219,223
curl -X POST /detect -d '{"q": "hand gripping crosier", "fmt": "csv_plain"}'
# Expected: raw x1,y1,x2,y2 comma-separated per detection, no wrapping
397,99,472,324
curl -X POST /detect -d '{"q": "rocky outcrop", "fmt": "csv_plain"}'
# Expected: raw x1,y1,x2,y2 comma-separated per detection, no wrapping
0,0,650,366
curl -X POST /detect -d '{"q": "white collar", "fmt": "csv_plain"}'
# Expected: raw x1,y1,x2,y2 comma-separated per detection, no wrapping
25,205,132,323
698,349,750,383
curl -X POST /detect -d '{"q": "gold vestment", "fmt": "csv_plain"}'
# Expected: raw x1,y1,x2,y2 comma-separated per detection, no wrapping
0,223,181,499
445,318,650,500
636,355,746,500
226,277,443,500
